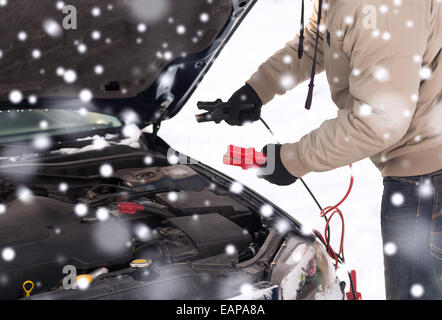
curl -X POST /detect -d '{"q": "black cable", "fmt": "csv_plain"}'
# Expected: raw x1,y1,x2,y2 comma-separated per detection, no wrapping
260,118,333,253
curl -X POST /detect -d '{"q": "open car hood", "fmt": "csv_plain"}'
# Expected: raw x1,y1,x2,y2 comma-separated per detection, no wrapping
0,0,256,123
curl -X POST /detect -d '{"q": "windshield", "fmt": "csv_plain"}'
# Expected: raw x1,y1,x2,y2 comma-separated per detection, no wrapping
0,109,121,144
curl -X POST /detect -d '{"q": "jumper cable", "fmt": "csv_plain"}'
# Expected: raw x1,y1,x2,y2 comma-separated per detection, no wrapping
195,100,361,299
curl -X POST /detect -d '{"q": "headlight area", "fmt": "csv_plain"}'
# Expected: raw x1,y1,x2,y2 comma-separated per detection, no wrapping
269,235,344,300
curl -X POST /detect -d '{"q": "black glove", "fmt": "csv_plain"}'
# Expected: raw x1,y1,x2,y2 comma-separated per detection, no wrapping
257,144,298,186
226,84,263,126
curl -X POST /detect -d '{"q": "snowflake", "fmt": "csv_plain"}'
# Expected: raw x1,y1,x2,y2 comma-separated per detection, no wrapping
77,43,87,54
76,276,91,290
91,30,101,40
56,1,65,10
91,7,101,17
420,67,432,80
92,138,107,150
42,19,62,38
122,124,141,139
225,244,236,255
359,104,373,117
280,75,295,90
167,191,178,202
260,204,274,218
163,51,173,60
240,283,253,296
99,164,114,177
176,25,186,35
167,152,179,165
344,16,354,25
134,224,152,241
391,192,404,206
283,55,292,64
1,247,15,262
276,219,290,234
33,135,51,150
382,32,391,41
17,186,33,203
75,203,88,217
96,208,109,221
230,182,244,194
379,5,389,14
28,95,37,104
384,242,397,256
419,179,433,198
17,31,27,41
137,23,147,33
9,90,23,104
56,67,65,76
79,89,93,102
301,224,313,236
59,182,69,192
410,284,424,298
144,156,154,165
200,13,210,23
32,49,42,59
373,66,390,82
352,69,361,77
94,65,104,75
63,69,77,83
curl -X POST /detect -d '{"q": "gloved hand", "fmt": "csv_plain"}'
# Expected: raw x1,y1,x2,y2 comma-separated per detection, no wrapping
225,84,263,126
257,144,298,186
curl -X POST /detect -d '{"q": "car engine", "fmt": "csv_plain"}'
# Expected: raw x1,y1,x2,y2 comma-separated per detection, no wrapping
0,159,270,299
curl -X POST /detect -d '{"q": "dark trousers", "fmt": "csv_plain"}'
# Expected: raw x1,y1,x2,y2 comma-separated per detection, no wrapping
381,169,442,300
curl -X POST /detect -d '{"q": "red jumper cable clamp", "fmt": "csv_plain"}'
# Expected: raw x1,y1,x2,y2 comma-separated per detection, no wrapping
118,202,145,215
223,145,266,170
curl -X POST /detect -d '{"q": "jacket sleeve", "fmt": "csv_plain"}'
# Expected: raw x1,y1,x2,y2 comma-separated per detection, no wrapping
279,5,424,178
246,0,325,104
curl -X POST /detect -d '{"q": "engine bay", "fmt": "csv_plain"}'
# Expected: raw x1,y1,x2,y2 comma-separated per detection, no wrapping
0,150,278,299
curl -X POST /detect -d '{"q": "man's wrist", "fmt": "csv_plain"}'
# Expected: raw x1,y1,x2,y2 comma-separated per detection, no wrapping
259,144,298,186
280,143,311,178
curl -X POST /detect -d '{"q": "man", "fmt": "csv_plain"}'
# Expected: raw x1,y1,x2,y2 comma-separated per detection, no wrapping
214,0,442,299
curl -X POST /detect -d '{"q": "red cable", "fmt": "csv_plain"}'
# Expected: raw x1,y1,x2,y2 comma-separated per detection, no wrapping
316,164,354,269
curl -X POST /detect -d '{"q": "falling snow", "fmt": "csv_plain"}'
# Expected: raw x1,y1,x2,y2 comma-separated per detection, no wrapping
59,182,69,192
2,247,15,262
17,186,33,203
42,19,62,38
391,192,404,206
99,164,114,177
260,204,274,218
225,244,236,255
75,203,88,217
383,242,397,256
410,284,424,298
229,182,244,194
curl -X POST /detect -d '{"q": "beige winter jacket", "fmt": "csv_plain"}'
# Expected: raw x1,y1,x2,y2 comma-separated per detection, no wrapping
247,0,442,178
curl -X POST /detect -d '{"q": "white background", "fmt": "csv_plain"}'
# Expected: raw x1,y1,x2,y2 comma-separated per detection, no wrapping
160,0,386,299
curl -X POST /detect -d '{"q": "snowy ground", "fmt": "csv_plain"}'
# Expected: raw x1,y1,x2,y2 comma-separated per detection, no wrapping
160,0,386,300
